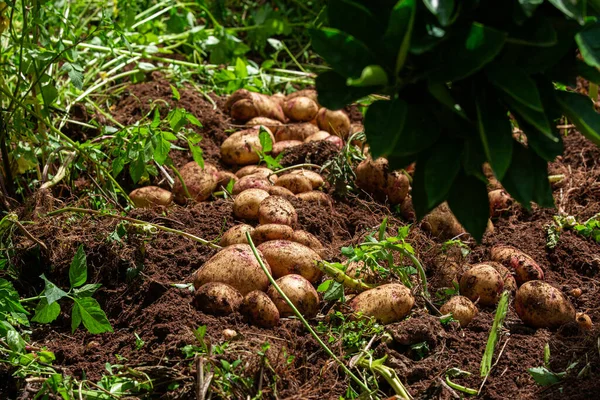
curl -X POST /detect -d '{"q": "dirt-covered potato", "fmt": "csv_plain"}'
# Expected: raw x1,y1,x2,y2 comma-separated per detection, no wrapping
348,284,414,324
486,261,518,293
316,108,351,138
232,175,271,195
285,89,319,106
173,162,219,204
489,189,512,217
399,195,416,221
193,244,271,295
267,185,296,198
283,96,319,122
275,123,320,142
252,224,294,245
272,93,286,108
304,131,331,143
241,290,280,328
267,274,320,318
355,157,388,197
215,171,238,190
246,117,283,135
220,224,254,247
225,89,285,122
433,250,466,288
576,313,592,330
130,186,173,208
233,189,270,220
324,135,344,149
385,171,410,205
490,245,544,285
275,174,313,194
257,240,322,283
221,128,275,165
235,165,261,178
291,230,325,257
515,281,575,328
234,166,277,183
459,264,504,306
193,282,243,315
345,261,378,286
440,296,478,327
272,140,303,156
296,191,333,208
258,196,298,227
421,203,466,240
288,170,324,189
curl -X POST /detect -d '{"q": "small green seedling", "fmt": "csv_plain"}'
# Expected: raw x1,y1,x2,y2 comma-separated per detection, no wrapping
255,126,283,170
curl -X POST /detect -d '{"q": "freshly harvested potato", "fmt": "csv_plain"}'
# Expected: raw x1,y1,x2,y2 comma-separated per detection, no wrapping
576,313,592,330
284,96,319,122
515,281,575,328
193,244,271,295
225,89,285,122
345,261,378,285
291,230,325,257
258,196,298,226
173,162,219,204
490,245,544,285
236,165,261,178
285,89,319,106
316,108,351,138
440,296,478,327
355,157,388,197
421,203,466,240
324,135,344,149
433,251,465,287
267,185,296,198
272,140,303,156
235,166,277,183
296,191,333,208
399,195,416,221
272,93,286,108
220,224,254,247
221,128,275,165
252,224,294,245
216,171,238,190
257,240,322,283
246,117,283,135
193,282,243,316
130,186,173,208
275,174,313,194
304,131,331,143
233,189,270,220
385,171,410,205
275,122,320,142
348,283,414,324
232,175,271,195
486,261,517,293
288,170,324,189
267,274,320,318
241,290,280,328
459,264,504,306
489,189,512,217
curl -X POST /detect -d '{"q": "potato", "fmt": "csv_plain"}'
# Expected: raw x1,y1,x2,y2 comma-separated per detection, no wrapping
275,174,313,194
576,313,592,330
232,175,271,195
272,140,303,156
216,171,238,190
284,96,319,122
483,162,502,190
241,290,280,328
348,283,414,324
226,89,285,122
221,128,275,165
288,170,324,189
324,135,344,149
173,162,219,204
257,240,322,283
355,157,388,198
399,195,416,221
304,131,331,143
345,261,378,285
433,251,465,287
220,224,254,247
252,224,294,245
130,186,173,208
272,93,286,108
296,191,333,208
515,281,575,328
267,185,296,198
267,274,320,318
459,264,504,306
291,230,325,257
193,244,271,295
385,171,410,205
440,296,478,327
285,89,319,106
316,108,351,138
421,203,466,240
236,165,261,178
235,166,277,183
490,245,544,285
258,196,298,227
489,189,512,217
246,117,283,135
275,123,320,142
486,261,517,293
233,189,270,220
193,282,243,316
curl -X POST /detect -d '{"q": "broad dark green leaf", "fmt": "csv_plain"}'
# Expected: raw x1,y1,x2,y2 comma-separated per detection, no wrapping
71,297,113,334
0,278,28,315
6,329,25,352
129,155,146,183
364,98,407,158
153,136,171,165
518,0,544,17
315,70,374,110
188,142,204,168
384,0,416,74
427,81,468,120
422,137,463,209
486,64,544,111
576,59,600,84
549,0,586,24
503,95,554,140
112,156,126,178
41,84,58,106
576,22,600,68
555,90,600,146
507,17,557,47
429,23,507,83
40,274,67,305
309,28,377,78
447,171,490,242
32,299,61,324
423,0,455,26
462,136,488,182
528,367,564,386
517,119,563,161
328,0,383,45
69,245,87,289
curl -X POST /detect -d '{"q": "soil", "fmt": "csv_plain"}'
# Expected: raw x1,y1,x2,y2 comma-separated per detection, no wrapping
2,75,600,400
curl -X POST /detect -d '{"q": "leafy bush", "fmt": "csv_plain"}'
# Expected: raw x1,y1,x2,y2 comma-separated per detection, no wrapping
310,0,600,240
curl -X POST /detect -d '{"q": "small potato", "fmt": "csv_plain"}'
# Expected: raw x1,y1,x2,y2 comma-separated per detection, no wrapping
258,196,298,227
233,189,270,220
355,157,388,198
252,224,294,245
399,195,416,221
272,140,303,156
421,203,466,240
221,128,275,165
193,244,271,295
257,240,322,283
576,313,592,330
235,167,277,183
304,131,331,143
459,264,504,306
130,186,173,208
232,175,271,195
284,96,319,122
291,230,325,257
267,185,296,198
316,108,351,138
220,224,254,247
296,191,333,208
486,261,517,293
348,283,414,324
216,171,238,190
324,135,344,149
267,274,320,318
275,174,313,194
489,189,512,217
173,162,219,204
241,290,280,328
440,296,478,327
246,117,283,135
385,171,410,205
193,282,243,316
288,170,324,189
433,252,465,287
515,281,575,328
226,89,285,122
276,123,320,142
490,245,544,285
285,89,319,106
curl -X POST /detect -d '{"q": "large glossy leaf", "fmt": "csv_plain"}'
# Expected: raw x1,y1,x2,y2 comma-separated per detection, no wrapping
315,70,374,110
423,0,455,26
310,28,377,78
503,95,555,140
447,170,490,242
486,64,544,111
516,118,563,161
507,17,557,47
347,65,389,87
32,299,61,324
328,0,384,45
549,0,586,24
384,0,416,74
575,22,600,68
422,137,463,209
427,81,468,120
555,90,600,146
364,98,408,158
576,59,600,84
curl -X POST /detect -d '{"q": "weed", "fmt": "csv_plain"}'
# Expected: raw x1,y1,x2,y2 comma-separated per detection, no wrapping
547,214,600,248
322,131,366,197
316,311,384,355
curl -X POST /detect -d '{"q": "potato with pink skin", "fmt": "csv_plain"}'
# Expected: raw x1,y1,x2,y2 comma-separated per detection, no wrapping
284,96,319,122
221,128,275,165
219,224,254,247
257,240,322,283
440,296,478,327
275,174,313,194
173,162,219,204
215,171,237,189
233,189,270,220
459,264,504,306
251,224,294,245
268,185,296,198
267,274,320,318
130,186,173,208
241,290,280,328
324,135,344,149
193,282,243,316
316,108,351,138
348,283,414,324
385,171,410,205
276,123,319,141
291,230,325,257
225,89,285,122
232,175,271,194
515,281,575,328
272,140,303,156
258,196,298,227
355,157,388,198
490,245,544,285
304,131,331,143
421,203,466,240
486,261,517,293
235,166,277,183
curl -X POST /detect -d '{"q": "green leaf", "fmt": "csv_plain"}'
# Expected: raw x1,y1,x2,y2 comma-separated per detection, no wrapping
32,299,61,324
528,367,564,386
385,0,417,74
154,136,171,165
168,108,187,132
475,91,513,180
518,119,563,161
423,0,455,26
69,245,87,289
315,70,373,110
72,297,113,334
556,90,600,146
40,275,68,305
347,65,388,87
486,64,544,111
170,84,180,100
364,98,407,158
323,281,344,301
327,0,383,45
576,59,600,85
63,63,84,90
74,283,102,298
129,155,146,183
577,22,600,68
429,23,507,83
309,27,377,78
317,279,332,292
259,127,273,153
427,81,468,120
503,95,555,140
447,171,490,242
188,142,204,168
0,278,28,315
549,0,585,24
422,137,463,209
480,291,510,376
151,108,161,129
41,84,58,106
112,156,126,178
518,0,544,17
7,329,25,352
186,114,203,127
507,16,557,47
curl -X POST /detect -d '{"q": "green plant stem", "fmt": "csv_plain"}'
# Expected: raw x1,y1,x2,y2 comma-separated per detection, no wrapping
548,174,565,184
356,356,412,399
480,291,510,377
245,232,370,393
170,165,192,199
589,82,598,101
46,207,221,249
315,261,374,292
445,376,478,395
